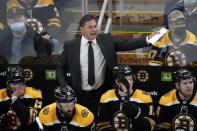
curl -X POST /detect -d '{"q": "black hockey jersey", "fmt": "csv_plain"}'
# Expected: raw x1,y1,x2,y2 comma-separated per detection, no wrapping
97,89,155,131
156,89,197,130
0,87,42,131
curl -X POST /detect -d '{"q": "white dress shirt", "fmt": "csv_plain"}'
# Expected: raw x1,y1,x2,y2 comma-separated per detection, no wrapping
80,36,106,91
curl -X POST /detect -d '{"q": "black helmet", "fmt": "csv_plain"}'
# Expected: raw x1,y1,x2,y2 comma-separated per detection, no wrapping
7,65,25,83
54,87,76,103
113,65,135,81
174,68,196,83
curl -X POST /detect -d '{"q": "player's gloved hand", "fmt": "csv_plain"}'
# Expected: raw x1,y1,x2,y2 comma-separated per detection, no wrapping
123,102,141,120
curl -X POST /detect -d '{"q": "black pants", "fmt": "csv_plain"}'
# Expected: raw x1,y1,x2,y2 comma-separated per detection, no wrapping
78,85,107,116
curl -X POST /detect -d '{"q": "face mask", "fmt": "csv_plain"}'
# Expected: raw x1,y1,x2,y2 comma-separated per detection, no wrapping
173,27,186,37
10,22,25,32
184,0,197,6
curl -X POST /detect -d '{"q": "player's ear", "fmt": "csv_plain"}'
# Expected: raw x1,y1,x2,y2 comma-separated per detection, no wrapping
56,102,60,109
175,82,179,89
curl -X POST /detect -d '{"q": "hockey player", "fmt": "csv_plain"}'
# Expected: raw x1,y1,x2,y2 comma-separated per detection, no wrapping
155,68,197,130
96,65,155,131
38,86,95,131
0,65,43,131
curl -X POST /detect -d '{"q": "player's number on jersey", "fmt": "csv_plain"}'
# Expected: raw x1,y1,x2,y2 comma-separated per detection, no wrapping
149,105,154,115
149,50,157,60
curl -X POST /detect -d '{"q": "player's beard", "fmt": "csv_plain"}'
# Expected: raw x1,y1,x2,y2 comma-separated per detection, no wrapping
61,108,75,118
179,89,193,100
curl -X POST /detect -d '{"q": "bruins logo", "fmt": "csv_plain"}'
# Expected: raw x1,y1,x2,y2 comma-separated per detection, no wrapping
7,110,21,130
43,107,50,115
23,68,33,81
165,48,187,66
81,109,89,118
136,69,149,83
112,110,132,131
26,18,44,34
172,113,196,131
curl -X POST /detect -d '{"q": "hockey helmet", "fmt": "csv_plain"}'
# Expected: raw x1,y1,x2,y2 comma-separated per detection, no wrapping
174,68,196,83
113,65,135,81
7,65,25,83
54,86,76,103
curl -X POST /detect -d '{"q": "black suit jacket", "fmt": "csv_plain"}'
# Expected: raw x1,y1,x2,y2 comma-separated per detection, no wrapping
57,33,148,96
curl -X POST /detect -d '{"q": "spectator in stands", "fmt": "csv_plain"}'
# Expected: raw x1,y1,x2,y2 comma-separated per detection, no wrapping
155,68,197,130
57,14,157,115
5,0,62,54
97,65,155,130
163,0,183,29
0,7,55,64
38,86,94,130
149,10,197,66
19,32,60,65
164,0,197,37
0,0,7,30
53,0,79,42
6,0,61,38
0,65,43,131
0,7,37,64
179,0,197,36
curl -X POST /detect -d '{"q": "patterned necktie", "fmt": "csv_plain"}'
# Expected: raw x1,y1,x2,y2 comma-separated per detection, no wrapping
88,41,95,86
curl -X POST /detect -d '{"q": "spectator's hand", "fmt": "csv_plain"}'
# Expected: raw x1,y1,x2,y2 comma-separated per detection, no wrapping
123,102,141,120
42,33,51,40
34,32,51,42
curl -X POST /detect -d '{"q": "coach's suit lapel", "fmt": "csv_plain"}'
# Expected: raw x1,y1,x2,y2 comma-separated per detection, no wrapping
97,36,107,59
73,37,81,73
72,37,82,90
74,37,81,66
97,35,114,68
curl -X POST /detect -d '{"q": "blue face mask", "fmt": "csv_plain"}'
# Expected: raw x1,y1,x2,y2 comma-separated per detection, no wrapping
10,22,25,32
